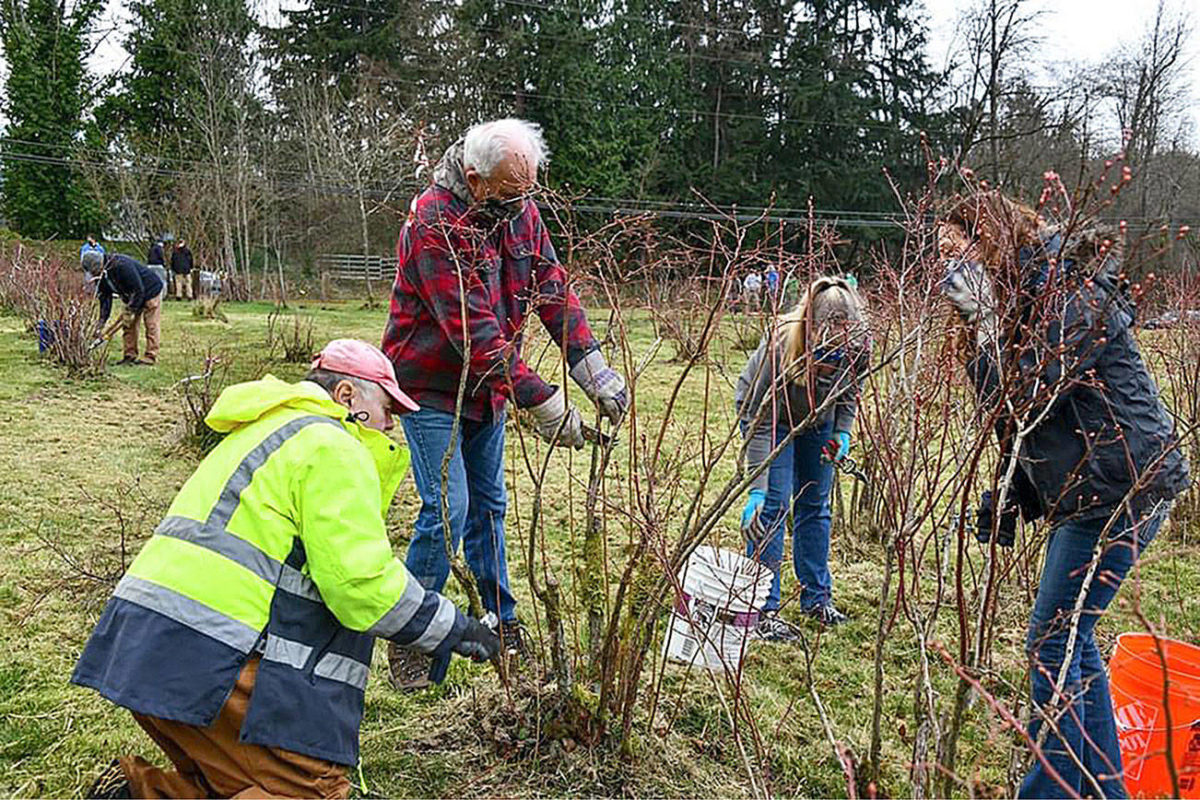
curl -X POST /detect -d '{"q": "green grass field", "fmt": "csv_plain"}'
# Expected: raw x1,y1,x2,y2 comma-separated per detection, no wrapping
0,300,1196,798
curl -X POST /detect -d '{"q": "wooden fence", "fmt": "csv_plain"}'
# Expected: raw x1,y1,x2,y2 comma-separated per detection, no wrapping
316,254,393,298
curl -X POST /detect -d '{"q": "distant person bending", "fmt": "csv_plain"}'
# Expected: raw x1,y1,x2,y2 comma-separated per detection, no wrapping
171,240,194,300
81,251,164,366
80,235,106,263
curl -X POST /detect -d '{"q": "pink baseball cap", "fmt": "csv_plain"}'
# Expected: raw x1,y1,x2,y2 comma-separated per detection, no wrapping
311,339,420,413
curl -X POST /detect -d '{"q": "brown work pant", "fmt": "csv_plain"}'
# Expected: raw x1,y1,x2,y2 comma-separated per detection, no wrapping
122,294,161,363
173,272,193,301
119,657,351,799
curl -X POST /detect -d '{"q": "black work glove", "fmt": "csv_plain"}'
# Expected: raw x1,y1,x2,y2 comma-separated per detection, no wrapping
976,489,1018,548
452,617,501,663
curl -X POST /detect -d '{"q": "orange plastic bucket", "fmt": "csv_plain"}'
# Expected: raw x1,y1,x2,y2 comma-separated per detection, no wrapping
1110,633,1200,798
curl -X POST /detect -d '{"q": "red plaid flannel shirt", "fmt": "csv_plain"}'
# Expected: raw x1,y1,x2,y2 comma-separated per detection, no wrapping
382,185,599,421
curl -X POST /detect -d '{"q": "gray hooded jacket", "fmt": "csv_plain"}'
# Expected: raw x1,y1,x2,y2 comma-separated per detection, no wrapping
736,336,866,492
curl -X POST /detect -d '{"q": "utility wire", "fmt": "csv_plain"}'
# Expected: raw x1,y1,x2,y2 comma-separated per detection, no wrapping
0,137,903,220
0,148,906,227
3,148,1195,230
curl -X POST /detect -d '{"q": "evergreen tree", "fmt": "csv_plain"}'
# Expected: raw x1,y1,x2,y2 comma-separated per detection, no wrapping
0,0,104,238
454,0,947,228
101,0,255,161
268,0,453,121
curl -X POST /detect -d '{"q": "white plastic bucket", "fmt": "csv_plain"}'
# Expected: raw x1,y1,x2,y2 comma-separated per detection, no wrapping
662,545,773,672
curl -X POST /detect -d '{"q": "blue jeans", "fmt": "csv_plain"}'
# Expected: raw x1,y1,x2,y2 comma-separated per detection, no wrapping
402,407,518,624
1019,509,1166,799
744,418,836,612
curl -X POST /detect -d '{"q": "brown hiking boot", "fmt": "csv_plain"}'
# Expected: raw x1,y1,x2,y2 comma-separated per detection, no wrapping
387,640,433,692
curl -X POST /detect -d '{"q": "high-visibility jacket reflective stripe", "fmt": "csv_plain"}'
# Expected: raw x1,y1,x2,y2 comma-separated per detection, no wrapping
113,574,261,652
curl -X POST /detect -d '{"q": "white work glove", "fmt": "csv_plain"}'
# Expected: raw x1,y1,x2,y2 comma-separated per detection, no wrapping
569,349,628,425
940,259,999,348
528,386,586,449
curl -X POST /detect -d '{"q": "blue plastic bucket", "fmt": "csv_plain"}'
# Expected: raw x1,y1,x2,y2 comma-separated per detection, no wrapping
36,320,55,353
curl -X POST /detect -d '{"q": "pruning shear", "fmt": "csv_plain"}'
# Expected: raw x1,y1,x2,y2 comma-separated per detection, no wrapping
88,317,125,350
835,455,870,486
582,423,615,447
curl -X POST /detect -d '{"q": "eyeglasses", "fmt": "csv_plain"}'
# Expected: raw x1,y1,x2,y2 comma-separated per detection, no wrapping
496,192,531,207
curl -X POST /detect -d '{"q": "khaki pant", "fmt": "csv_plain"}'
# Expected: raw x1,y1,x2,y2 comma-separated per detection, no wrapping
173,272,194,300
122,294,162,363
120,657,351,799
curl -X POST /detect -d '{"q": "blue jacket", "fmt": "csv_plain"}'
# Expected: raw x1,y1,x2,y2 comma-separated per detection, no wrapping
969,235,1189,522
80,241,105,260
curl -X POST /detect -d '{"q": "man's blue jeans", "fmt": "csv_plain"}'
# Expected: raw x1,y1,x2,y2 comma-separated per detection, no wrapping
402,407,518,628
1019,508,1166,799
743,418,836,612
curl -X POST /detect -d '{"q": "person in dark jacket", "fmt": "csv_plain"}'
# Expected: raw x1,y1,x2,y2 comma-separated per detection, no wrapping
145,240,168,299
81,251,165,366
147,239,165,267
736,276,871,635
938,192,1189,800
171,239,194,300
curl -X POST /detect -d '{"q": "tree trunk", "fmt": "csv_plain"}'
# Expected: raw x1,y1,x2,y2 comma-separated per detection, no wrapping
358,181,375,304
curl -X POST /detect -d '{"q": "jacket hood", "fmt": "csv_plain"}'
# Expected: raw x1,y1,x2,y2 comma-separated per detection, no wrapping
206,376,345,433
433,139,471,204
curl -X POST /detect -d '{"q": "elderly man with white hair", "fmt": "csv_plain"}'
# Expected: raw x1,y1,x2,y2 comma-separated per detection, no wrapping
382,118,627,689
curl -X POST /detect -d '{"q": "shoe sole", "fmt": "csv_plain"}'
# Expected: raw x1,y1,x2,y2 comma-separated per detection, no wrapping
390,677,433,693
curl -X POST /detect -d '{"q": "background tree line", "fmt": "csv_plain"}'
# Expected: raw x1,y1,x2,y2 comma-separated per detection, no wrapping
0,0,1196,290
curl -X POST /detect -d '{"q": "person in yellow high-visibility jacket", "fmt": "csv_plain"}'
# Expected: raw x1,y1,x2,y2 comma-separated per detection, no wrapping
74,339,499,799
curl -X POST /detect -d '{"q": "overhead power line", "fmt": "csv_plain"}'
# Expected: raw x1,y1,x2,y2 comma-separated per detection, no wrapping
0,147,907,227
3,148,1195,231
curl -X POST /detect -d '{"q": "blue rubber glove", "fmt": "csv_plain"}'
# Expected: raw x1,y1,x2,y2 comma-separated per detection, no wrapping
741,489,766,529
823,431,851,463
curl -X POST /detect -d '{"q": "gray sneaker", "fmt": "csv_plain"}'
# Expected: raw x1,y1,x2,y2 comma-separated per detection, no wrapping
754,611,802,642
387,641,433,692
803,603,849,627
495,619,529,658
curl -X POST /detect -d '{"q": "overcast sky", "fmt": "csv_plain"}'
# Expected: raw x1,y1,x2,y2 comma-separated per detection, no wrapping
921,0,1200,138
